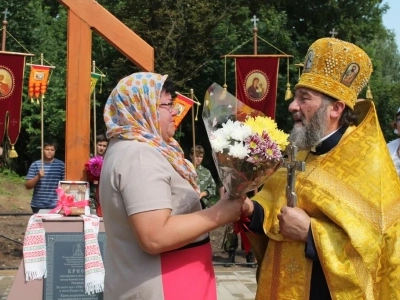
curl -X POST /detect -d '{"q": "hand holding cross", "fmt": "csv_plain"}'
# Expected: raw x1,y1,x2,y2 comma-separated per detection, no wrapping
282,143,306,207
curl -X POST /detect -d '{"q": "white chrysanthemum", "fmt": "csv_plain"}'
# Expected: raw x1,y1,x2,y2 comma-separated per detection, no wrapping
220,119,241,139
228,141,249,159
230,124,252,142
210,130,230,152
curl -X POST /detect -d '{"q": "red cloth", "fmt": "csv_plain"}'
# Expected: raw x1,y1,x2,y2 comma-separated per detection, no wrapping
235,57,280,119
0,53,27,145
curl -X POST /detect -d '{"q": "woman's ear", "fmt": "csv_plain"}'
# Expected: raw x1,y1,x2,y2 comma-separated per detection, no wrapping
391,121,397,130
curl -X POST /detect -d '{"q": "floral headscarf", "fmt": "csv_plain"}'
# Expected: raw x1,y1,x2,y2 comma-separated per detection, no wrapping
104,72,199,193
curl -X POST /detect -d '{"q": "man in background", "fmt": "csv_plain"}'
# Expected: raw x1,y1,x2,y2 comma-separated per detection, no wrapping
190,145,216,209
25,141,65,213
95,133,109,157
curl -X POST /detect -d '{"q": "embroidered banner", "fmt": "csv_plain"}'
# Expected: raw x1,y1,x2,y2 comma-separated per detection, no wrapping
173,93,195,128
235,57,280,119
90,73,101,95
0,53,27,155
28,65,51,103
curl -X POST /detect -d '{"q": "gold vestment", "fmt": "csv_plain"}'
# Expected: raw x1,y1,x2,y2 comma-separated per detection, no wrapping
250,101,400,299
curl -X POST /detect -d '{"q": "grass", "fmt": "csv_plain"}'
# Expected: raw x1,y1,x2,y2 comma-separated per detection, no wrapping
0,168,32,211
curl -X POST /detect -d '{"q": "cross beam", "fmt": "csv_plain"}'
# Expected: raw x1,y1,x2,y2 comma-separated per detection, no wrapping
58,0,154,180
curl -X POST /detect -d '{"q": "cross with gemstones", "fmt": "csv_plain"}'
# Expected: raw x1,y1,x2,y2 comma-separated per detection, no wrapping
282,143,306,207
329,27,338,38
251,15,259,28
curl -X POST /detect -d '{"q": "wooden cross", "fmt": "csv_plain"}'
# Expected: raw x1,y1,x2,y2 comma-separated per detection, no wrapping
282,143,306,207
2,8,10,21
329,27,338,38
58,0,154,180
251,15,259,28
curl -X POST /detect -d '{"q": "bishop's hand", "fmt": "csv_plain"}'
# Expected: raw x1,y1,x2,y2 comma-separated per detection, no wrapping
277,206,310,242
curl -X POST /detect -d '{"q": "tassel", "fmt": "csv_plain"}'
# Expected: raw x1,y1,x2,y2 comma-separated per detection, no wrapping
36,98,40,105
9,145,18,158
285,83,293,100
219,83,228,100
31,98,34,103
366,85,373,100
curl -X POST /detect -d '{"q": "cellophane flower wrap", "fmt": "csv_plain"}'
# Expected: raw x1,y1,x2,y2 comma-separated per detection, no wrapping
203,83,289,198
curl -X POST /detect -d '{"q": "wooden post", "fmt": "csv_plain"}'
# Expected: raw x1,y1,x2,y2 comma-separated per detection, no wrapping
58,0,154,180
65,11,92,179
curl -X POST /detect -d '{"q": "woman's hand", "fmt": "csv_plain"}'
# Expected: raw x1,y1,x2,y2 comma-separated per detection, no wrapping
212,194,247,224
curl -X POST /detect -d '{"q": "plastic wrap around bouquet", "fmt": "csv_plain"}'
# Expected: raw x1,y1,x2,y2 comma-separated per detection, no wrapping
203,83,289,198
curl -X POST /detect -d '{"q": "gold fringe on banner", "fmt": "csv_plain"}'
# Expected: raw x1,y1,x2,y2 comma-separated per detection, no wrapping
285,58,293,100
9,145,18,158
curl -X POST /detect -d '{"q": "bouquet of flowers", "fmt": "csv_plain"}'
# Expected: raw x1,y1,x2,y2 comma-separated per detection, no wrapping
203,83,289,198
84,155,104,216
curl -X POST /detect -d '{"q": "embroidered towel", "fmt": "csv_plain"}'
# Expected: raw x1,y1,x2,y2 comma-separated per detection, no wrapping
23,214,62,281
82,215,105,295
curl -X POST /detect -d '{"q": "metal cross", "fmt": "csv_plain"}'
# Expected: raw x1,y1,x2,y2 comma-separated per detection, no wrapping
282,143,306,207
329,27,338,38
2,8,10,21
251,15,259,28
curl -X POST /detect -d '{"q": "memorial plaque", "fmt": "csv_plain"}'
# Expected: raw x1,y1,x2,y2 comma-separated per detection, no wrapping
44,232,106,300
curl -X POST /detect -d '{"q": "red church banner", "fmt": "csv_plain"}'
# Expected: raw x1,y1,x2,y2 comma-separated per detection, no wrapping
0,52,28,155
235,57,280,119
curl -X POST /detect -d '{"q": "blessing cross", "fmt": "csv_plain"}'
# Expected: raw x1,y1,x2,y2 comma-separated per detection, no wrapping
282,143,306,207
2,8,10,21
329,27,338,38
251,15,259,28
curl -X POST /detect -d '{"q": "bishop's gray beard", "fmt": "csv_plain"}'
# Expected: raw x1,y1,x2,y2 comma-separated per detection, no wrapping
289,101,330,150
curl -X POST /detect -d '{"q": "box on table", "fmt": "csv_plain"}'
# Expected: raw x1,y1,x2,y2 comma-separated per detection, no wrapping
58,181,90,216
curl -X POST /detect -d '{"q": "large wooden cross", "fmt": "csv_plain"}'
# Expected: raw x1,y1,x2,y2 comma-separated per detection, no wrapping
58,0,154,179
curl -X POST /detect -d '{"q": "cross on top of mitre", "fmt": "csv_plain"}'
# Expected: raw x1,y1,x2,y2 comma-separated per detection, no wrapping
251,15,259,28
329,27,338,38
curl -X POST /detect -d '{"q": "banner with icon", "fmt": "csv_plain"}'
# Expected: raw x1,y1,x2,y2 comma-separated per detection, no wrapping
28,64,51,103
173,93,195,128
0,52,27,156
235,57,279,119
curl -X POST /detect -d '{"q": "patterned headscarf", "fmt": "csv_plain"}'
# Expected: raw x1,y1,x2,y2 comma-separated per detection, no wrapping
104,72,199,193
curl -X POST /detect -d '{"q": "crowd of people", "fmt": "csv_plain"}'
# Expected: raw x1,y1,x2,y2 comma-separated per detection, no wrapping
18,36,400,299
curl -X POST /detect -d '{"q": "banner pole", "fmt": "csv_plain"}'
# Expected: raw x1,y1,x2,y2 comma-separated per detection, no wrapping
40,53,44,170
190,89,196,167
92,61,97,156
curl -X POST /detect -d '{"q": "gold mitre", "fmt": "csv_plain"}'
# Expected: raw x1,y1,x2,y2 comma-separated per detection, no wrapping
296,38,373,109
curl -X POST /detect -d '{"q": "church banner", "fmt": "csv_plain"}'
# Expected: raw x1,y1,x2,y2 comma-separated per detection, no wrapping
0,52,27,155
28,64,51,103
173,93,195,128
90,73,101,95
235,57,280,119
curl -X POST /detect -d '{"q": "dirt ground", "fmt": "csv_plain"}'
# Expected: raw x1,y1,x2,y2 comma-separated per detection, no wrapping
0,180,251,269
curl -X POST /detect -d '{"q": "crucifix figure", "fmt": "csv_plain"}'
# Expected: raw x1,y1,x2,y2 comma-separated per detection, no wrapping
251,15,259,28
282,143,306,207
329,27,338,38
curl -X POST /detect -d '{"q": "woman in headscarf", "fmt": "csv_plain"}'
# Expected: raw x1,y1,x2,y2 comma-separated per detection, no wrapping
100,72,245,300
387,107,400,176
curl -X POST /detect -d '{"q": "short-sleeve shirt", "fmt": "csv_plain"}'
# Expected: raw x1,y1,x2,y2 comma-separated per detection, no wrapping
100,139,215,300
26,159,65,208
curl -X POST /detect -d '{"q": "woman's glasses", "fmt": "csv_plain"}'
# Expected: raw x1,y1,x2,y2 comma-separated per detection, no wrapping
159,102,174,112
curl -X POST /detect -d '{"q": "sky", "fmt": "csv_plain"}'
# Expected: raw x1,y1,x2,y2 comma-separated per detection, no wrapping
382,0,400,47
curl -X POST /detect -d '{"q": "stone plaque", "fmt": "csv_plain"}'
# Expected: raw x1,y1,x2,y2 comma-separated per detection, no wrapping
43,232,106,300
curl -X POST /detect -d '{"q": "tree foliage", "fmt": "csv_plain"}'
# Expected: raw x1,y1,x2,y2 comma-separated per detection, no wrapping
1,0,400,176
